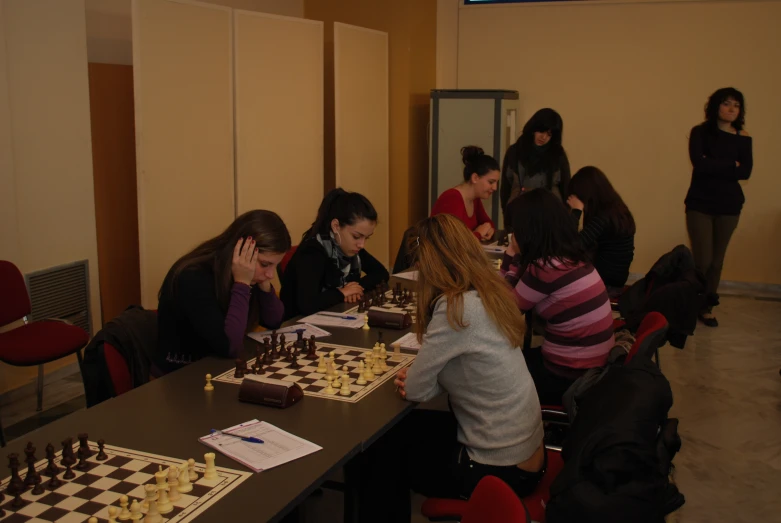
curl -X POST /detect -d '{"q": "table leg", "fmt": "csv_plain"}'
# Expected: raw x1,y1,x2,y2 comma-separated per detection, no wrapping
343,455,361,523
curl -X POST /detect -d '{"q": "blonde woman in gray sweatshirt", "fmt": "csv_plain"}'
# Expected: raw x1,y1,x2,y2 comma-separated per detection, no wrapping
356,214,545,523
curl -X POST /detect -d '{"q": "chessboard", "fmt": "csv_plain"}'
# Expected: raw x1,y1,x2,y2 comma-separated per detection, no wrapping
347,288,418,323
212,343,415,404
0,439,251,523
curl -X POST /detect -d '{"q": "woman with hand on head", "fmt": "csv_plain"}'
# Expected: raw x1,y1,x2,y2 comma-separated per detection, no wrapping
280,188,389,319
155,210,291,376
357,213,544,523
567,166,636,295
431,146,498,240
684,87,753,327
500,108,570,225
502,189,614,405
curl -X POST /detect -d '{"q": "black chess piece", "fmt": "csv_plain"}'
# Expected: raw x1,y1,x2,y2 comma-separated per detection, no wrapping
63,437,76,465
78,433,93,458
76,447,90,472
31,473,45,496
24,442,38,487
305,336,318,360
62,459,75,480
97,439,108,461
43,444,60,476
11,490,24,509
7,452,25,495
270,330,278,346
46,471,63,491
290,350,300,369
234,359,244,379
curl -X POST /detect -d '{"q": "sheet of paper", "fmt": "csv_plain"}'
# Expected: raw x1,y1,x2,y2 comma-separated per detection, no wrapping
482,243,507,254
298,312,365,329
392,270,418,281
392,331,421,351
247,323,331,344
200,419,322,473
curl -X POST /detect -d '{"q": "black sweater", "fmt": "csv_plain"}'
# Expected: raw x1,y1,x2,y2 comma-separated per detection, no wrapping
280,238,389,320
684,124,753,216
572,209,635,288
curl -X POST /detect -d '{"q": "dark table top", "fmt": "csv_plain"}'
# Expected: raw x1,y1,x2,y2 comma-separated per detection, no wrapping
2,320,418,522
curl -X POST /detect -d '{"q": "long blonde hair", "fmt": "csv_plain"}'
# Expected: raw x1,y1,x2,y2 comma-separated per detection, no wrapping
410,214,525,347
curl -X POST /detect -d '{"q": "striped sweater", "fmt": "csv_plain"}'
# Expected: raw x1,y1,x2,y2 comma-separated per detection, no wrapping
501,254,614,369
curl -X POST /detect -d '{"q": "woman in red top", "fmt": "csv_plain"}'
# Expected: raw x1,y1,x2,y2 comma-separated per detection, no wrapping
431,146,498,240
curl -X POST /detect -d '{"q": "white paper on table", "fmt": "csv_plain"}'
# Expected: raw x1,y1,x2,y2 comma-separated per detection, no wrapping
200,419,322,473
392,331,421,351
247,323,331,343
392,270,418,281
481,243,507,254
298,312,365,329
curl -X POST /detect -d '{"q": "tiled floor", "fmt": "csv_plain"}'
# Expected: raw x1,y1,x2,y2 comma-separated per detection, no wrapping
2,295,780,522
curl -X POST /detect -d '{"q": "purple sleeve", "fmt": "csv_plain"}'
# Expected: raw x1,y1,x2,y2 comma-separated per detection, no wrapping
256,284,284,329
224,283,252,358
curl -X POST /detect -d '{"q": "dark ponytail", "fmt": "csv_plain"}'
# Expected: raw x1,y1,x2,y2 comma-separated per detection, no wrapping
304,188,378,240
461,146,500,182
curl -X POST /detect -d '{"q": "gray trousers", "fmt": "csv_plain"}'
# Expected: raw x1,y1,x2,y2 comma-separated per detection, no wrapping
686,210,740,311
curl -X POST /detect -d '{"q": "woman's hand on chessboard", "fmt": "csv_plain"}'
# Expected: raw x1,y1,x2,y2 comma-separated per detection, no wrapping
339,282,364,303
394,367,408,399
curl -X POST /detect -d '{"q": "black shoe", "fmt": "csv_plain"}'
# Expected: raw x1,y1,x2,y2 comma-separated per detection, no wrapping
699,314,718,327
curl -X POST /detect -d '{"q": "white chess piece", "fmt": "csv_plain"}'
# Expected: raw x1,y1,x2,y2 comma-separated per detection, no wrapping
324,375,336,395
143,484,158,511
363,356,375,381
188,458,198,482
203,452,218,480
118,495,131,521
167,465,181,502
204,373,214,391
154,467,168,495
108,507,118,523
316,354,327,374
356,361,367,385
380,347,389,371
89,518,98,523
156,486,173,514
372,346,383,375
145,498,163,523
333,368,342,389
339,366,351,396
362,314,370,330
130,499,143,521
177,463,193,493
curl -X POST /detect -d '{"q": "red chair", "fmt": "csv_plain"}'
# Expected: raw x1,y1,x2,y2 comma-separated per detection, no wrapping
625,311,668,368
0,261,90,413
277,245,298,279
421,448,564,523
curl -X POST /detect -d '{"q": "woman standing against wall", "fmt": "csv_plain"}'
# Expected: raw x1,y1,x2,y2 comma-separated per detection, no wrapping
500,108,570,225
684,87,753,327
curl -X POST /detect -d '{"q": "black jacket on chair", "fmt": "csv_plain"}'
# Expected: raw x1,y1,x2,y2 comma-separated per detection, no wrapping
81,306,157,407
618,245,706,348
546,355,684,523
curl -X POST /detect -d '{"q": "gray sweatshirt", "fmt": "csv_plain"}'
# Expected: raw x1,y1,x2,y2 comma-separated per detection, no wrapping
405,290,544,466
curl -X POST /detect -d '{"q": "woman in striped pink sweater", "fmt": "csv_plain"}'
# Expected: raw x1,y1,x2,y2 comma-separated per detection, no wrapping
502,189,615,404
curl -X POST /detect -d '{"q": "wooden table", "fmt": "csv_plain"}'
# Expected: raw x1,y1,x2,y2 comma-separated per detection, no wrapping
1,320,417,522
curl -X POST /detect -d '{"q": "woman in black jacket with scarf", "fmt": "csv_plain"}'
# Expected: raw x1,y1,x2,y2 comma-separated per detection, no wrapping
500,108,570,225
280,188,389,320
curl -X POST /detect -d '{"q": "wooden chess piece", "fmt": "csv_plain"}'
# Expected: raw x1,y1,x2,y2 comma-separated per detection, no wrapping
204,373,215,391
62,458,75,480
290,350,301,369
7,452,25,495
31,474,45,495
43,443,60,476
233,359,243,378
11,490,24,509
97,439,109,461
46,469,63,490
24,442,38,487
306,336,318,360
76,446,90,472
78,433,93,458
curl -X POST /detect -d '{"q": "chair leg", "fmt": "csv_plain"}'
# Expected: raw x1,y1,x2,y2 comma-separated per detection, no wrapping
37,364,45,412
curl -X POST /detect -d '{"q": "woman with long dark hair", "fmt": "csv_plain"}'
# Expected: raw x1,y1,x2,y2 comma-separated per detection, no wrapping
155,210,291,376
357,213,544,522
431,145,498,240
567,166,636,293
280,188,389,319
502,189,614,404
500,108,570,224
684,87,753,327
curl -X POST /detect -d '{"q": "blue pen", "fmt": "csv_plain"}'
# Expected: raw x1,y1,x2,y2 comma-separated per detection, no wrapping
319,311,357,320
210,429,264,444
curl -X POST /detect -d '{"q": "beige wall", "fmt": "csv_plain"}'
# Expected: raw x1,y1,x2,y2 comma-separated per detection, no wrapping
0,0,100,393
133,0,235,307
85,0,305,65
304,0,438,266
234,11,324,243
452,0,781,285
